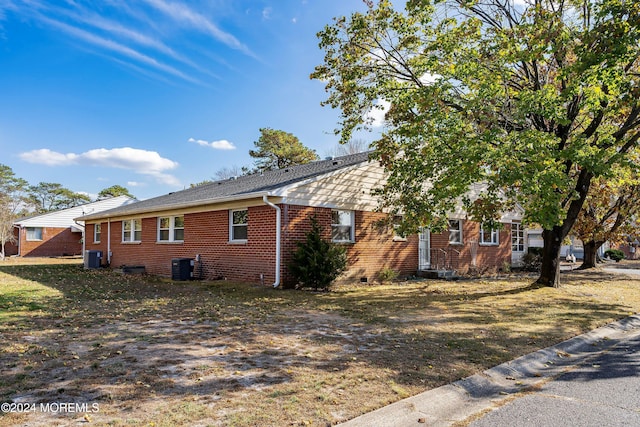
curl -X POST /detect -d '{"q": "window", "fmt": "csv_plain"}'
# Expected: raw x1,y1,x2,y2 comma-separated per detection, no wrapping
448,219,462,244
332,210,354,243
511,221,524,252
122,219,142,242
94,224,101,243
480,225,499,245
158,216,184,242
26,227,43,241
392,215,407,241
230,209,248,242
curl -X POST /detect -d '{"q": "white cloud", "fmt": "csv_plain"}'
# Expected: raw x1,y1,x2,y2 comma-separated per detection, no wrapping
142,0,256,57
19,148,79,165
19,147,180,186
189,137,236,150
127,181,145,187
39,16,200,85
365,99,391,128
262,7,272,20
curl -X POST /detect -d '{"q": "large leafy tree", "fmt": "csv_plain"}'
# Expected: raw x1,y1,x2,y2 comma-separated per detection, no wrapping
0,164,29,260
29,182,91,212
573,167,640,269
249,128,318,173
313,0,640,287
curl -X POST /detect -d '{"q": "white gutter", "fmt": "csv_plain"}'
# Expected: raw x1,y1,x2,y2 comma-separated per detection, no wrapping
14,225,21,257
262,195,281,288
107,218,111,265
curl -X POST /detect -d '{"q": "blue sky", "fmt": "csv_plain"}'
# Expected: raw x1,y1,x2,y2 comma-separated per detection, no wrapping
0,0,381,200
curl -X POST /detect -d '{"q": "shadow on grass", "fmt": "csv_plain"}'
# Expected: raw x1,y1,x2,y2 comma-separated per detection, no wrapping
0,263,637,426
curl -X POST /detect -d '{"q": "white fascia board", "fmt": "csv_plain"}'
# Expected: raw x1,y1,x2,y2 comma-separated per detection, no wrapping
76,191,272,222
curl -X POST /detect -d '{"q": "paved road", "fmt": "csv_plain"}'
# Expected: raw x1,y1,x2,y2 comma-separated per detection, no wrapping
469,331,640,427
339,316,640,427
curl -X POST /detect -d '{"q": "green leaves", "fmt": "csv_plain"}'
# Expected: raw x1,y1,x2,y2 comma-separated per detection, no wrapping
314,0,640,285
249,128,318,173
313,0,640,229
288,215,347,290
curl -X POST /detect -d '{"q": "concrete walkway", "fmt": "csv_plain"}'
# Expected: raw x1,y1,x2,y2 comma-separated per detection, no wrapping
603,267,640,277
338,315,640,427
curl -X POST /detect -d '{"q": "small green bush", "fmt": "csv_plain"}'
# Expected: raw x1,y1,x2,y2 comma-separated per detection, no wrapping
378,267,399,283
289,215,347,290
605,249,625,262
521,252,542,272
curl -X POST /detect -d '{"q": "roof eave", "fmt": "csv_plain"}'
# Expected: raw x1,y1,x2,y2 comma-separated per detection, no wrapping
76,190,272,222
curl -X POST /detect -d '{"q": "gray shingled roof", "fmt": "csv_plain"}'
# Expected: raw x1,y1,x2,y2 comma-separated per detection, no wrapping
78,151,372,221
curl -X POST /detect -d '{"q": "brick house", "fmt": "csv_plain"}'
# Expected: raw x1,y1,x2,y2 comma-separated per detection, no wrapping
8,196,136,257
77,153,525,287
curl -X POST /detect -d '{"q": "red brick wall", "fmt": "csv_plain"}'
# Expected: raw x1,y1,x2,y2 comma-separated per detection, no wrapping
280,205,418,287
86,206,512,286
17,227,83,257
429,220,511,272
88,205,278,283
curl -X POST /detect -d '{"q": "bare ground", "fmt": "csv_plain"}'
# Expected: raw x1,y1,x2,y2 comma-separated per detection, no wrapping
1,258,640,426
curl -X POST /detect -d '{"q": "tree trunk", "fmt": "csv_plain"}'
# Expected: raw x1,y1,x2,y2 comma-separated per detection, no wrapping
537,226,564,287
579,240,604,269
536,169,594,287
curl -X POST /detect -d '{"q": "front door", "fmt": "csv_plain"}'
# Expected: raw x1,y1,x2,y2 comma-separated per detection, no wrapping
419,228,431,270
511,221,525,266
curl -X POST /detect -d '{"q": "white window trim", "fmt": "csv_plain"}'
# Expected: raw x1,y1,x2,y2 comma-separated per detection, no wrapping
157,216,184,243
331,209,355,243
479,225,499,245
26,227,43,241
122,219,142,243
448,219,463,245
94,223,101,243
392,215,407,242
229,209,248,243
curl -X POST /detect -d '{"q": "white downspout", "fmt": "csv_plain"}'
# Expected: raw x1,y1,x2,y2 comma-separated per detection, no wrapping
107,219,112,265
262,195,281,288
15,225,21,257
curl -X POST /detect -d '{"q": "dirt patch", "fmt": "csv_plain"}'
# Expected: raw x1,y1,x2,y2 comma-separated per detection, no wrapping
1,261,640,426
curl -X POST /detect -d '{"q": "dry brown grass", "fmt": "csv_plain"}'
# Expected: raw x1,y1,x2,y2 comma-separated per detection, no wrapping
1,258,639,426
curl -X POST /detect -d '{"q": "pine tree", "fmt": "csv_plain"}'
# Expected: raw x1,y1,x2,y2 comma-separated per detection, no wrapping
289,215,347,290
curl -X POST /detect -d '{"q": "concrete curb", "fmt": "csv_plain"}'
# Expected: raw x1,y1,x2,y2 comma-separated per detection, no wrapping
338,315,640,427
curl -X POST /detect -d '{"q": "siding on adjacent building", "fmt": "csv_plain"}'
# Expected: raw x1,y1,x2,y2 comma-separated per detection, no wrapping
11,196,136,258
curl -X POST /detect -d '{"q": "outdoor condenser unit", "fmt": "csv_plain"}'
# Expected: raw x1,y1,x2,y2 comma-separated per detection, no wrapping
85,250,102,269
171,258,194,281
